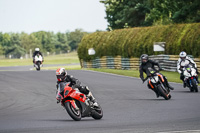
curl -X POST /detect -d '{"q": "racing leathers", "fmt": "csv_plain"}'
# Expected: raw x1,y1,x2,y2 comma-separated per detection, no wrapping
177,56,199,86
139,60,174,97
32,51,43,63
56,75,96,105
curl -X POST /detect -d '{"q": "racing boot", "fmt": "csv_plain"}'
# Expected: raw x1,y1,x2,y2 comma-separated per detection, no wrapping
195,68,199,74
183,81,186,88
164,77,174,90
87,92,99,107
196,76,199,84
167,84,174,90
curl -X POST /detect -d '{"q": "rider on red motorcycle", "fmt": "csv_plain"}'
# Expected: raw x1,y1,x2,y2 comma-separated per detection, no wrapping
56,68,98,106
139,54,174,97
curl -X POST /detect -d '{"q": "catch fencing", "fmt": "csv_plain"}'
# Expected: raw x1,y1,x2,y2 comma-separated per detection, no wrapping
80,55,200,72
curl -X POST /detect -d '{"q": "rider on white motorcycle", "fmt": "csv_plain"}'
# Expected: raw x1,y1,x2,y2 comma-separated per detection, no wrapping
32,48,44,63
56,68,98,107
177,51,199,88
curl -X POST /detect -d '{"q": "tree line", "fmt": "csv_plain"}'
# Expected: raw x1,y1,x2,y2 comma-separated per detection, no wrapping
100,0,200,30
0,29,88,58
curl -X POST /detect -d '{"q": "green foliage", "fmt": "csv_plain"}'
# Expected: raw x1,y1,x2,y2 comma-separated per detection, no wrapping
0,45,4,55
172,0,200,23
5,44,26,58
100,0,200,29
68,29,88,50
21,33,40,52
0,29,87,58
101,0,149,29
2,33,11,47
78,23,200,61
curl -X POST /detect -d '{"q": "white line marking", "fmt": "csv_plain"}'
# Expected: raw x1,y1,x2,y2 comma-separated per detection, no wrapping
158,130,200,133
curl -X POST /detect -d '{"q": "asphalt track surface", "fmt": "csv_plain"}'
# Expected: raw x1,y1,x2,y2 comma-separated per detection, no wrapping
0,63,79,71
0,67,200,133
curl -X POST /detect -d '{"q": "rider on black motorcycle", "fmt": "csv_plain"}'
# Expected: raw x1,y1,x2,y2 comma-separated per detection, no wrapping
56,68,98,106
139,54,174,97
177,51,199,88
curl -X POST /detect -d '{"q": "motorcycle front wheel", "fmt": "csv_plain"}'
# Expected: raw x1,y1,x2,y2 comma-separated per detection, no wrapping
191,79,198,92
36,62,40,71
65,101,81,121
157,85,170,100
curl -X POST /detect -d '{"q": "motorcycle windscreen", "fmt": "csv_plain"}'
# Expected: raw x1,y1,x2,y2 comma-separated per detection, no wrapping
150,76,159,83
35,55,43,61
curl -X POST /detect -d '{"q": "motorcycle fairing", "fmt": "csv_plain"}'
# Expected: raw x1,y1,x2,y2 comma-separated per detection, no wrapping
63,85,86,103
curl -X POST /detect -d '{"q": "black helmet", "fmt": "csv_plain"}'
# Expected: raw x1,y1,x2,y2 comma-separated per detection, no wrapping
140,54,149,64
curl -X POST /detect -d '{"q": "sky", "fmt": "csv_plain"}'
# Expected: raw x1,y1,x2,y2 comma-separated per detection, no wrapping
0,0,108,33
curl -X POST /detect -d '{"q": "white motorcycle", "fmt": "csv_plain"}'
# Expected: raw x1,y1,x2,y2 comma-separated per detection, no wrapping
183,64,198,92
34,54,43,71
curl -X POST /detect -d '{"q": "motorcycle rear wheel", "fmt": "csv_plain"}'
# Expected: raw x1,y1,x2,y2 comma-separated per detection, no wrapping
91,104,103,120
65,102,81,121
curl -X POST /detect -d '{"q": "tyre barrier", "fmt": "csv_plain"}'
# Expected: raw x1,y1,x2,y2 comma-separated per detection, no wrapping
80,55,200,72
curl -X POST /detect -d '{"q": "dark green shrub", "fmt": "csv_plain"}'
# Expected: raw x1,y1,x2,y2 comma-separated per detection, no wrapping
78,23,200,61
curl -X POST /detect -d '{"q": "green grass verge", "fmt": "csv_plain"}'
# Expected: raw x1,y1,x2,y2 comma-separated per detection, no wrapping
85,68,182,83
0,52,80,67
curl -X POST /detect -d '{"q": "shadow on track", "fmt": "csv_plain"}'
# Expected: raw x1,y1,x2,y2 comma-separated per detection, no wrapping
123,98,172,101
36,119,97,122
173,90,199,93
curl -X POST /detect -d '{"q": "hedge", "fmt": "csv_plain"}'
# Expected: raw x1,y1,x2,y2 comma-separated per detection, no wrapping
78,23,200,61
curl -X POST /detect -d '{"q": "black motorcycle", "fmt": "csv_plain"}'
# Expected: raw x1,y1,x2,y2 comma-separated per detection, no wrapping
144,68,171,100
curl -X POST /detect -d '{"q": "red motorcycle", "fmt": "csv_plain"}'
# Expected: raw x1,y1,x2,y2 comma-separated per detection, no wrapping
59,83,103,121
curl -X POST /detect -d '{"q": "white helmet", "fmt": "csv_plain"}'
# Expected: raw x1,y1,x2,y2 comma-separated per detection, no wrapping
179,51,187,60
56,68,67,81
35,48,40,51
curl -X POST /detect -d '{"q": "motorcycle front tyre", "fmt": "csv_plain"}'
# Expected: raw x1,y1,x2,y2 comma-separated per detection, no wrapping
65,102,81,121
191,79,198,92
36,62,40,71
157,85,171,100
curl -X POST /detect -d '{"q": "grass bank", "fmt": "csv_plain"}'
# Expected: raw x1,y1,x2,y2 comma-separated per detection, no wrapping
0,52,80,67
86,68,182,83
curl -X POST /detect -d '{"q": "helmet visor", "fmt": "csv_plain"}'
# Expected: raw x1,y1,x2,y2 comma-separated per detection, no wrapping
56,75,65,81
142,59,147,63
181,57,186,60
